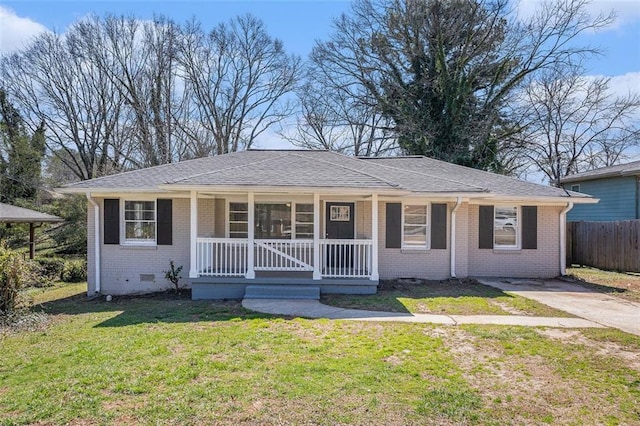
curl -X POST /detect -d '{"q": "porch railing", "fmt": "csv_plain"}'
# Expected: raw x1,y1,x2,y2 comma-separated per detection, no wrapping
196,238,248,277
320,239,373,278
254,239,314,271
196,238,373,279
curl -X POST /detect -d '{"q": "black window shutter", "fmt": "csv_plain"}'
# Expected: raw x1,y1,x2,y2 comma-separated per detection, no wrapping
157,199,173,245
431,203,447,249
521,206,537,249
385,203,402,248
479,205,494,249
103,199,120,245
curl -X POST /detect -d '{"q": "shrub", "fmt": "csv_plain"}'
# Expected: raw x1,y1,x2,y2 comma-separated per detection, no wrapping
33,257,65,283
0,243,28,319
61,259,87,283
164,260,183,293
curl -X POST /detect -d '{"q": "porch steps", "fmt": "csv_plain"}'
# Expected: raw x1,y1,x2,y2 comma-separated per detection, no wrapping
244,285,320,300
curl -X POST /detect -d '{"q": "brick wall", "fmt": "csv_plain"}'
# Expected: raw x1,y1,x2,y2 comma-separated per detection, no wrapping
378,201,452,280
466,204,561,278
88,197,191,295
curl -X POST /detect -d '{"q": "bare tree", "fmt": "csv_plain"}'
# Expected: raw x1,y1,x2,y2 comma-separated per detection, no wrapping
178,14,300,155
515,64,640,186
81,15,188,167
308,0,614,169
1,28,128,180
283,69,397,156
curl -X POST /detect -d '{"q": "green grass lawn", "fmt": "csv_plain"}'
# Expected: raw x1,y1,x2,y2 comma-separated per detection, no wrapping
1,283,639,425
322,279,573,317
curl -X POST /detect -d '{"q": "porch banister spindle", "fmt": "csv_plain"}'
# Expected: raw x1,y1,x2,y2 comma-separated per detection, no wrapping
371,193,379,281
246,191,256,279
313,192,321,280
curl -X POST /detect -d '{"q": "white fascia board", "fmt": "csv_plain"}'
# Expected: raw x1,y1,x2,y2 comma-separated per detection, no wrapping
467,196,598,205
57,187,174,194
157,184,410,196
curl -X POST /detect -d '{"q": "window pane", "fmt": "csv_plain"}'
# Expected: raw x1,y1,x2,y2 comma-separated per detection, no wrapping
229,212,248,222
229,203,248,212
404,205,427,215
125,222,155,240
230,223,248,232
296,224,314,236
494,206,518,247
404,214,427,225
295,213,314,223
403,225,427,245
255,203,291,239
296,204,313,213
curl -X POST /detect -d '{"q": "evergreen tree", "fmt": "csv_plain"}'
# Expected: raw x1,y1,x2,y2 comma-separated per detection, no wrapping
0,89,46,203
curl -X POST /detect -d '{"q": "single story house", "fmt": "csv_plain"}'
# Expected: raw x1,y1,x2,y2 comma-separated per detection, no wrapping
59,150,594,299
560,160,640,222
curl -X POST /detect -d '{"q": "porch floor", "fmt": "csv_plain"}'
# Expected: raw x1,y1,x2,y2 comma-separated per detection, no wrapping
191,276,378,300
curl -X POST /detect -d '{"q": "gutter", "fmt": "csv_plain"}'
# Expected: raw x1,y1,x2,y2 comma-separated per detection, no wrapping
86,193,101,294
450,197,462,278
559,202,574,276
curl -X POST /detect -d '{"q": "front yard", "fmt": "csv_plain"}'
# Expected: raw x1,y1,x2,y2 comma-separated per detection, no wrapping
1,282,639,425
322,278,573,316
568,266,640,303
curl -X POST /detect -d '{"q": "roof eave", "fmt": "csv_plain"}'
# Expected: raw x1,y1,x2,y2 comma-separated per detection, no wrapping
159,184,411,196
468,195,598,204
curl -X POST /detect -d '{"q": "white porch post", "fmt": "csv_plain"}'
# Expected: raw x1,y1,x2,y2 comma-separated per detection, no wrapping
246,191,256,279
370,193,379,281
189,190,198,278
313,192,321,280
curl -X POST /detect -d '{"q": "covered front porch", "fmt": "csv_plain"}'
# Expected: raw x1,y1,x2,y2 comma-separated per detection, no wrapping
185,190,381,299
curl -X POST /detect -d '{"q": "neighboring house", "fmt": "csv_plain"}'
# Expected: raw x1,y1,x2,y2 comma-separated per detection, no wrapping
560,160,640,222
59,150,594,299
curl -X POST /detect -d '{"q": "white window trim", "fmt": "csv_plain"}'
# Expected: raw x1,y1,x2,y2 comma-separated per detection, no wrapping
493,205,520,250
228,200,249,239
401,202,430,250
121,198,157,246
226,200,315,239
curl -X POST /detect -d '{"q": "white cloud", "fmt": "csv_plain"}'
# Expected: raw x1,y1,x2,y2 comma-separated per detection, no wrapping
584,71,640,96
0,6,47,55
515,0,640,31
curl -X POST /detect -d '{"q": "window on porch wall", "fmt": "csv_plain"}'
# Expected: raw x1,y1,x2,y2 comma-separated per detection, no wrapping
228,202,314,239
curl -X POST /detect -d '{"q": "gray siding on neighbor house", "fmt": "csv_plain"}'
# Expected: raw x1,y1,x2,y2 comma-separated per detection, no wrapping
564,176,639,221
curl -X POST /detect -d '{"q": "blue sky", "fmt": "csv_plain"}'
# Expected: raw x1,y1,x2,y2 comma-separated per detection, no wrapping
1,0,638,76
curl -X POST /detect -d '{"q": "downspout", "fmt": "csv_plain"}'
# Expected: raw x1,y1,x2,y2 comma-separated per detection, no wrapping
559,202,574,276
86,193,101,294
450,197,462,278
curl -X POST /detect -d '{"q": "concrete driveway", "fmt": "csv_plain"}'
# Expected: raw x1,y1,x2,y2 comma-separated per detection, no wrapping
477,278,640,336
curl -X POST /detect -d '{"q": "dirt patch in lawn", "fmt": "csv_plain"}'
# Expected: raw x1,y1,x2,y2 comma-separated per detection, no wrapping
433,326,637,424
539,328,640,372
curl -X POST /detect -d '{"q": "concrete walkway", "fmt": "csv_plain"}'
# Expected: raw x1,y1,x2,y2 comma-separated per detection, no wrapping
478,278,640,336
241,299,603,328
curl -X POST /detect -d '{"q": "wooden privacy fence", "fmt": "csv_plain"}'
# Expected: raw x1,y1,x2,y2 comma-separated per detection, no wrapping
567,220,640,272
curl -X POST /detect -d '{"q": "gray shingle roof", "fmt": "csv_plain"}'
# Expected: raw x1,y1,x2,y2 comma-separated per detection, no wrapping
0,203,62,223
62,149,588,200
559,160,640,184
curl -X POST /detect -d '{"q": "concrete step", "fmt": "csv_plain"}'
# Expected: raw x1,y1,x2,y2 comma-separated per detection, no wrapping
244,285,320,300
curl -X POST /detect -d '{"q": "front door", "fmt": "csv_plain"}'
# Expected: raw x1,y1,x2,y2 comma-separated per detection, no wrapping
325,202,355,270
